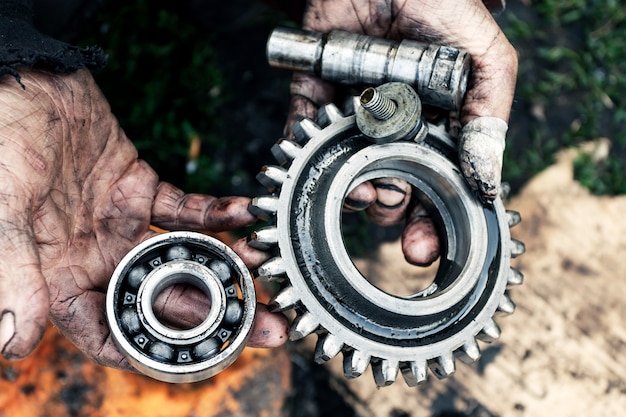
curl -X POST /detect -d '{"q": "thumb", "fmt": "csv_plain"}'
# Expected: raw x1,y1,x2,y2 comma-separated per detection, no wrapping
448,0,517,201
459,116,508,200
457,34,516,200
0,213,49,360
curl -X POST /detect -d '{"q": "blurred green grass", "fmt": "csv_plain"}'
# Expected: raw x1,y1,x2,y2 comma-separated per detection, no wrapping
502,0,626,195
78,0,295,195
79,0,626,197
79,0,228,192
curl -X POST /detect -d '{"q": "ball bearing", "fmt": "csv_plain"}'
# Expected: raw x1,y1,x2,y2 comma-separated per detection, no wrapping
106,232,256,383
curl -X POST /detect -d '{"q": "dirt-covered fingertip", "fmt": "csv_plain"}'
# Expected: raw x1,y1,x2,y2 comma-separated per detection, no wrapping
401,215,441,267
232,237,272,269
459,116,507,204
0,306,47,361
247,303,288,348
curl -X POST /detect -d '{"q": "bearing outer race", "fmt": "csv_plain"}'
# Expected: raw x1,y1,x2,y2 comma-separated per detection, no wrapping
106,232,256,383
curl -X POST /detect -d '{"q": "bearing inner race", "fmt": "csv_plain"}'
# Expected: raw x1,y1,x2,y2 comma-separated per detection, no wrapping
137,260,226,345
326,143,488,315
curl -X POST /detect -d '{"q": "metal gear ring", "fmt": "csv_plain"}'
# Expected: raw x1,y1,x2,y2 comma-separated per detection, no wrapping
249,94,525,387
106,231,256,383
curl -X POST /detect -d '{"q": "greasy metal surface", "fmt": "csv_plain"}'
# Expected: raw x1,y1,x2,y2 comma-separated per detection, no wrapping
267,27,470,111
251,97,524,387
356,82,423,143
106,232,256,383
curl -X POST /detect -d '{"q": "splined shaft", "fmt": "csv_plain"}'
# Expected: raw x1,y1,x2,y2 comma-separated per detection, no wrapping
266,27,470,111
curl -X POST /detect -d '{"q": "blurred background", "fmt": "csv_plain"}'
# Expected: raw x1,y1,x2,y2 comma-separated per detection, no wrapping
1,0,625,416
70,0,626,199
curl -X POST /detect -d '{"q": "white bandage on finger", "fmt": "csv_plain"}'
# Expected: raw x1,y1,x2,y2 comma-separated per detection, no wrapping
458,116,508,201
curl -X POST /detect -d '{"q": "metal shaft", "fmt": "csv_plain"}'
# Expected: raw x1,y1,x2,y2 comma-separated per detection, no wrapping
267,27,470,111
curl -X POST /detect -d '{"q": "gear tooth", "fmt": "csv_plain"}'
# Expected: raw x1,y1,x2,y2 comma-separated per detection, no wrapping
271,139,302,165
372,359,400,387
289,311,320,341
499,182,511,199
343,349,371,379
317,103,344,126
292,119,321,141
248,196,279,221
428,352,456,379
289,312,319,341
510,239,526,258
255,257,286,282
507,267,524,286
496,292,516,316
456,339,481,364
477,318,501,343
267,285,299,312
400,360,428,386
506,210,522,228
247,226,279,251
256,165,287,192
314,333,343,363
256,275,286,284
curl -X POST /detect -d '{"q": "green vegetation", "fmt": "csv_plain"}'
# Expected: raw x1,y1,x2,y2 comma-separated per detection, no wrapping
79,1,626,197
502,0,626,195
79,0,245,193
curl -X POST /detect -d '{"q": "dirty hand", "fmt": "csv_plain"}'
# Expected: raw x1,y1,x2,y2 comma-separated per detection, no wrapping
287,0,517,265
0,68,287,370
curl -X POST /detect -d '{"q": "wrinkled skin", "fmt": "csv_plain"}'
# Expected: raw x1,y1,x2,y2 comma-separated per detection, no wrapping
0,68,287,370
286,0,518,265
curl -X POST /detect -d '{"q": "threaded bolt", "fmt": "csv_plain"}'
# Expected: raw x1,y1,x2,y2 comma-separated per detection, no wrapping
360,87,397,120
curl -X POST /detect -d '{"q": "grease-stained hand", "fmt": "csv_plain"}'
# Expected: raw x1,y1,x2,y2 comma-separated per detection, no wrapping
0,68,287,370
286,0,518,265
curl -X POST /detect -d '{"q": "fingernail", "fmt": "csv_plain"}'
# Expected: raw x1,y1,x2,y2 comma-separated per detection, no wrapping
0,310,16,356
372,179,408,210
343,197,370,211
344,182,377,212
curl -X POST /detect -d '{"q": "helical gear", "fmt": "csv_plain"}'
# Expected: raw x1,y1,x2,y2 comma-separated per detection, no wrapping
249,97,525,387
